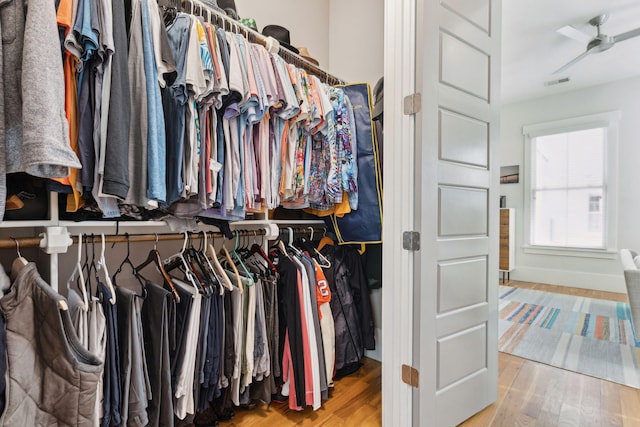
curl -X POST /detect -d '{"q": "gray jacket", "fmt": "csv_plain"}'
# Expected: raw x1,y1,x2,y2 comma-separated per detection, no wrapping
1,0,81,218
0,264,103,426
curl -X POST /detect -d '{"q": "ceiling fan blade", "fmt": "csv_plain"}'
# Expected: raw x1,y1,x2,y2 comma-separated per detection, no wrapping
557,25,593,43
552,48,594,75
613,27,640,43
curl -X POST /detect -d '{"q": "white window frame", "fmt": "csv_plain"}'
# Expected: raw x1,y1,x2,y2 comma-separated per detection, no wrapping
522,111,620,259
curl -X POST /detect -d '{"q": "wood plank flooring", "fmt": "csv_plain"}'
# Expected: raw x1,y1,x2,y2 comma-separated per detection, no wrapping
222,356,382,426
461,280,640,427
221,280,640,426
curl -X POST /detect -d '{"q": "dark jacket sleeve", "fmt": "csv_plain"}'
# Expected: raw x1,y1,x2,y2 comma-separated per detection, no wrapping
345,247,376,351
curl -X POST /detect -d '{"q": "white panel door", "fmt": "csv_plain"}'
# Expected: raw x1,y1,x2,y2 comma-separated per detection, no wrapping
413,0,501,425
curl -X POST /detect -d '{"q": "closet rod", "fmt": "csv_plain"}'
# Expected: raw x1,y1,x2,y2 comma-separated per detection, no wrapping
180,0,346,86
277,226,326,236
0,229,267,249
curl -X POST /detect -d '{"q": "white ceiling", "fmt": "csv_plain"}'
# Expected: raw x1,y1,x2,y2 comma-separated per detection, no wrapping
501,0,640,104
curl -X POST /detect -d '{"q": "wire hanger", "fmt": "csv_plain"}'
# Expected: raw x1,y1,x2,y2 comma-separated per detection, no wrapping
67,233,89,311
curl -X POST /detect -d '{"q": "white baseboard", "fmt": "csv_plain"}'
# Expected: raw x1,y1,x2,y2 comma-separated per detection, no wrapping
365,327,382,362
510,266,626,294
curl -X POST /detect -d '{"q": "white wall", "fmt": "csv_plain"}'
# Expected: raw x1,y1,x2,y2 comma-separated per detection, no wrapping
329,0,384,87
234,0,330,68
235,0,384,88
501,75,640,293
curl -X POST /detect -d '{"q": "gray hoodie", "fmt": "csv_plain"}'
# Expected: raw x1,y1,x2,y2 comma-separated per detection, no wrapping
1,0,82,220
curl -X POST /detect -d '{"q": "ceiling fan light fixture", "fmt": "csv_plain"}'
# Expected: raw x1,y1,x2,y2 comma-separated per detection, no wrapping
587,36,614,53
554,13,640,74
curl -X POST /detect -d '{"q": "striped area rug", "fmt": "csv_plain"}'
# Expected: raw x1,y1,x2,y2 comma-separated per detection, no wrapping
499,285,640,388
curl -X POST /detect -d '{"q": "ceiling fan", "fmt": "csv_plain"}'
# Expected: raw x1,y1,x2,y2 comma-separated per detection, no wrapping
553,14,640,75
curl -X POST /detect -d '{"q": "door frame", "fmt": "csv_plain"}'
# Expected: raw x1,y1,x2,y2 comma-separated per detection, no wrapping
381,0,418,424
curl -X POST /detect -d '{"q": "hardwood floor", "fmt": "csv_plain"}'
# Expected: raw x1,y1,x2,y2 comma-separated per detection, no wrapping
222,356,382,426
222,280,640,426
461,280,640,427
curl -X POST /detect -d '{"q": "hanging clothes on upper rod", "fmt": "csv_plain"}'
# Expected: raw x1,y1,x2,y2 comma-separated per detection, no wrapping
179,0,346,85
51,0,361,230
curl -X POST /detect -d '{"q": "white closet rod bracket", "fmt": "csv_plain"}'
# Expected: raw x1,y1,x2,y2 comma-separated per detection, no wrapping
39,226,73,254
265,223,280,240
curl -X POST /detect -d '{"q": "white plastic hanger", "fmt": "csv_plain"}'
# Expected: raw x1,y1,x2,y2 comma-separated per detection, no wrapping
308,226,331,268
66,234,89,311
287,227,302,256
97,233,116,304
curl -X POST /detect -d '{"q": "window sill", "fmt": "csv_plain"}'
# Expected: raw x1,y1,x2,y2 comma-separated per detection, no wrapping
522,245,618,260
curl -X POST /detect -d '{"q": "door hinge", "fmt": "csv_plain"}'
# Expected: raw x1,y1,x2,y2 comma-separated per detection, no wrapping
403,231,420,251
403,93,422,115
402,364,419,388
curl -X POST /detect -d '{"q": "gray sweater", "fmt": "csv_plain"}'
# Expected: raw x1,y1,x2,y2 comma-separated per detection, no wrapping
1,0,81,219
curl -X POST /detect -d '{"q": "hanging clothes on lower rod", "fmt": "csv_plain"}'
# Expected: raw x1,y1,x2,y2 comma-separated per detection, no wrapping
0,227,373,424
265,227,375,412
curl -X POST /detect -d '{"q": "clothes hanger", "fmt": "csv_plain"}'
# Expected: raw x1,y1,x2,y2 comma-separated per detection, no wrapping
10,237,28,282
97,234,117,304
317,229,335,252
66,233,89,311
112,233,146,297
184,233,213,296
286,227,303,257
11,236,68,311
218,234,243,292
184,0,193,14
247,234,272,278
87,234,99,297
249,230,278,275
231,230,254,286
308,226,331,268
163,232,201,293
276,236,288,256
162,5,178,27
135,233,181,302
196,231,224,295
206,231,233,291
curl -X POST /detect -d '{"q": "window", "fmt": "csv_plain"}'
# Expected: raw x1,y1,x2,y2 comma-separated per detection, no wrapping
523,112,619,255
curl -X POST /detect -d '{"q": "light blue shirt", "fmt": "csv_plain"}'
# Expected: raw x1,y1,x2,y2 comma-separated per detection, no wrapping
141,0,167,202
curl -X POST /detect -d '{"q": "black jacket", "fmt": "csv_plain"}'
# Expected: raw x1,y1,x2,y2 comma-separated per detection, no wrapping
320,244,375,373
